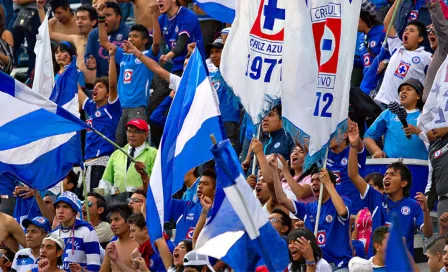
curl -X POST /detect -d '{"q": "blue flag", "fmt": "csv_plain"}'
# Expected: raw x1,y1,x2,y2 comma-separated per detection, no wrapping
195,139,289,271
194,0,235,23
385,212,413,271
0,71,88,190
360,47,388,95
146,48,224,242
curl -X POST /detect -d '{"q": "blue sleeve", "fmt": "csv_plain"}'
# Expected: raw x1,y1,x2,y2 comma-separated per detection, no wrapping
114,47,124,64
361,185,382,212
178,12,199,38
107,98,122,117
357,148,367,168
339,197,352,221
364,110,389,141
150,96,173,127
85,30,98,61
77,70,86,89
414,202,425,231
83,98,97,116
170,199,189,222
292,200,307,220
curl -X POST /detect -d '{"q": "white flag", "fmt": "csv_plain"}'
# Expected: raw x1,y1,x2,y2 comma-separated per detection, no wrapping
33,12,54,99
221,0,286,124
418,57,448,132
282,0,361,168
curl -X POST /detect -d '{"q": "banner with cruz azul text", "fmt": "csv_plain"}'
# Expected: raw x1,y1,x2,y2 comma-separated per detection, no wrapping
282,0,361,169
221,0,286,125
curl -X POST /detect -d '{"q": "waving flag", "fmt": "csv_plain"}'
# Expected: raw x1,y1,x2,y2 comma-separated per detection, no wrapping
50,57,80,117
146,48,224,241
0,71,88,191
194,0,235,23
418,55,448,132
221,0,287,124
33,11,54,99
282,0,361,169
195,139,289,271
385,213,413,271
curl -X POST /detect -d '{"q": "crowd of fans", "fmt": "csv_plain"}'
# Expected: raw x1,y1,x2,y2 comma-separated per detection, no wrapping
1,0,448,271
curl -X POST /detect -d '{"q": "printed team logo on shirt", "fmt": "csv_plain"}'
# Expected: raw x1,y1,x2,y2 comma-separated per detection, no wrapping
186,213,195,221
401,206,411,215
175,25,179,33
212,80,220,91
412,56,421,64
434,143,448,159
135,58,142,64
341,157,348,166
369,40,377,48
149,259,154,268
363,54,371,66
124,69,133,84
435,150,442,158
274,142,281,148
186,227,195,239
316,230,326,246
86,119,93,131
333,170,341,185
408,10,418,21
394,61,411,79
95,111,101,117
325,215,333,223
116,33,123,41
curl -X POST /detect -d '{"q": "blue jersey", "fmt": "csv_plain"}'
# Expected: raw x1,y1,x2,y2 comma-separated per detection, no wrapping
293,198,352,269
354,32,365,69
210,69,241,123
85,22,130,77
170,199,203,245
327,146,366,214
182,178,199,203
159,7,205,72
83,97,122,160
55,69,86,89
115,47,159,108
364,109,428,160
360,25,386,74
362,185,424,257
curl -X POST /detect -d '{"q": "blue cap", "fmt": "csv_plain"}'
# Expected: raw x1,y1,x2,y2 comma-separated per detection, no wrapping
54,191,81,213
22,216,52,233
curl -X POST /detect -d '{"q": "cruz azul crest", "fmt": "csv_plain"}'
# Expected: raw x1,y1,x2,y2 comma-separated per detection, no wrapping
247,0,285,84
310,3,342,118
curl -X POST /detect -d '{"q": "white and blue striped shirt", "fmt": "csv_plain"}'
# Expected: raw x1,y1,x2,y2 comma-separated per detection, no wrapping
11,248,38,272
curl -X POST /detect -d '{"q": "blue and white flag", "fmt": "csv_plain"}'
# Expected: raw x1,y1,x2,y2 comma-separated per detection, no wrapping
195,139,289,271
194,0,235,23
0,71,88,191
50,57,80,118
221,0,287,124
146,48,224,241
282,0,361,169
385,213,413,271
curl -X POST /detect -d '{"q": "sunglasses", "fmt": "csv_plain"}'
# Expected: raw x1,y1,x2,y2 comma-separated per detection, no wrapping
269,218,284,225
0,252,10,262
82,201,93,207
427,27,435,34
128,198,143,203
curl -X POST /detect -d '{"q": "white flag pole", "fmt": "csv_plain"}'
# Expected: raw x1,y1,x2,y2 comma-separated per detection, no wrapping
251,124,261,175
314,148,329,236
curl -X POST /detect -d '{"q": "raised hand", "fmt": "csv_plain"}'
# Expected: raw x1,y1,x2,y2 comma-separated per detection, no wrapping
414,192,429,212
246,174,257,189
86,55,97,70
105,242,119,262
347,123,361,146
108,43,117,57
250,138,263,155
200,195,213,211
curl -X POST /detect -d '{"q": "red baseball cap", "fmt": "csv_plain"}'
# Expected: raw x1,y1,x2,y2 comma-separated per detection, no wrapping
125,119,149,132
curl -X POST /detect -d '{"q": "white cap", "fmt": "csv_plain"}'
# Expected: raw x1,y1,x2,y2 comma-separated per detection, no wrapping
43,233,65,251
183,251,215,272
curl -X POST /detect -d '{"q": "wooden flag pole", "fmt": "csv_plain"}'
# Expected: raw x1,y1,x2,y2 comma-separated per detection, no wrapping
314,148,329,236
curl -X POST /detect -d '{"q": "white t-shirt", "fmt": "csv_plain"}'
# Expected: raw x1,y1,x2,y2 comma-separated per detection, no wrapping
375,35,432,105
169,73,182,91
11,248,38,272
288,258,332,272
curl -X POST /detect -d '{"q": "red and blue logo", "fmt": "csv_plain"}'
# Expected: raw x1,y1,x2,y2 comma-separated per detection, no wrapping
249,0,286,41
394,61,410,79
316,230,326,246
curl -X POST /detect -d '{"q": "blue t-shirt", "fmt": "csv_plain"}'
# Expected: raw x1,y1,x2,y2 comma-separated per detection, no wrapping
159,7,205,72
360,25,386,75
327,146,366,214
210,69,241,123
364,109,428,160
293,198,352,269
83,97,122,160
55,69,86,89
170,199,203,245
84,22,130,77
115,47,160,108
362,185,424,257
182,178,199,203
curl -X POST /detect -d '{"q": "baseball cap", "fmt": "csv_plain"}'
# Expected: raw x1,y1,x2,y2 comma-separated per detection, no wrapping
398,77,424,97
206,37,224,54
54,191,81,213
125,119,149,132
22,216,52,233
43,233,65,251
183,251,215,272
361,0,376,16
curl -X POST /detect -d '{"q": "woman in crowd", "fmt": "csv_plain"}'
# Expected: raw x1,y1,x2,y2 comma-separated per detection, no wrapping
288,228,332,272
0,5,13,74
53,41,86,89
